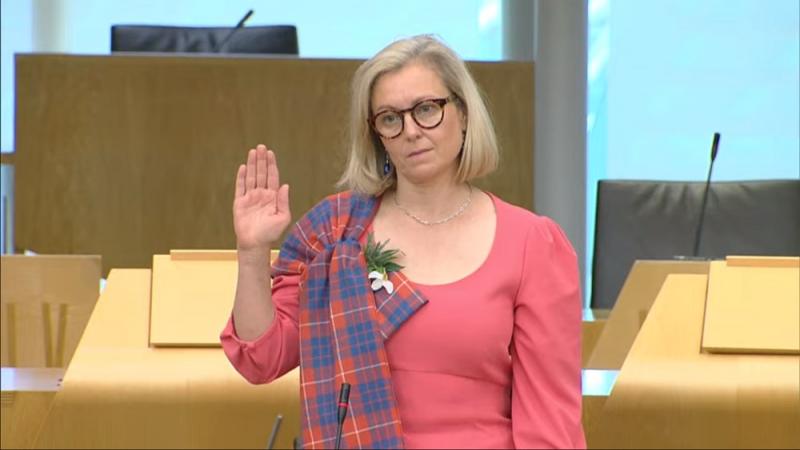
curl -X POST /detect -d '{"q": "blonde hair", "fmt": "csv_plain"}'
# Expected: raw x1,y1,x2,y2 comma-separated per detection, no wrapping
338,34,499,195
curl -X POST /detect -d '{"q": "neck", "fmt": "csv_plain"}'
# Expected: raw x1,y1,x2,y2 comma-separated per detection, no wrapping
392,175,471,220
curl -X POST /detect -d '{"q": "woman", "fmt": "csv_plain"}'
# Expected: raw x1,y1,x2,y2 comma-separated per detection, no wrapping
221,35,586,449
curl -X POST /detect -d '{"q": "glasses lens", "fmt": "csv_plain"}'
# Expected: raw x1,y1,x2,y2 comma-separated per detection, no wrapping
375,111,402,137
413,101,444,127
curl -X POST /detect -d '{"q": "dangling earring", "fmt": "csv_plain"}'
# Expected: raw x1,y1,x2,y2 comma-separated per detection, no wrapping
383,152,392,176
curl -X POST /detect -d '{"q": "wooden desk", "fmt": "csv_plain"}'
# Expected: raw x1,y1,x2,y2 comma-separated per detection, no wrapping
585,260,709,369
31,265,617,448
34,269,300,449
1,367,63,449
581,369,616,449
593,274,800,448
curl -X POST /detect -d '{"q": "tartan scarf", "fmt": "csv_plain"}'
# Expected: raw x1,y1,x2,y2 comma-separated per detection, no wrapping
272,191,428,449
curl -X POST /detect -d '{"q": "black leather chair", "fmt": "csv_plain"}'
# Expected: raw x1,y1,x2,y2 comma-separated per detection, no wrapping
591,179,800,309
110,25,299,54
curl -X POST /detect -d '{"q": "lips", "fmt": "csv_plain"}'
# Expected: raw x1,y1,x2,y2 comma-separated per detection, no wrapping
408,148,431,158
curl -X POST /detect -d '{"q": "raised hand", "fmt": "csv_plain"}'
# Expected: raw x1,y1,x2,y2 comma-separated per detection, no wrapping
233,145,291,254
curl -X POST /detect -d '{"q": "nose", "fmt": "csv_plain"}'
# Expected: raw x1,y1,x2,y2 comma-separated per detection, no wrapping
401,111,422,139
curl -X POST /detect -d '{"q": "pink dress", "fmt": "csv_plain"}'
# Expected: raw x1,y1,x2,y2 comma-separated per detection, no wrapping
221,195,586,449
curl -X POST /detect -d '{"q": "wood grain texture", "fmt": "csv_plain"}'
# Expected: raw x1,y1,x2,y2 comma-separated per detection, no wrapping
585,260,709,369
581,319,606,367
1,368,63,449
1,255,101,368
34,269,301,449
14,54,533,276
593,274,800,448
702,260,799,354
2,392,58,449
28,263,610,448
726,255,800,268
149,250,277,347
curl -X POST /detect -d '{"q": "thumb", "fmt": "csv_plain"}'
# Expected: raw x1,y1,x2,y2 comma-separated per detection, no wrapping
277,184,291,215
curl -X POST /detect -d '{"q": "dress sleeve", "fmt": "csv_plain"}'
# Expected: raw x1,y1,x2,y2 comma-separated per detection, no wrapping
511,216,586,449
220,198,326,385
219,272,301,384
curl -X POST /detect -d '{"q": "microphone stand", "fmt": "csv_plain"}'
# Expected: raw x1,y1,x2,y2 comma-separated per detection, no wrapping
691,132,720,257
266,414,282,450
674,132,721,262
214,9,254,52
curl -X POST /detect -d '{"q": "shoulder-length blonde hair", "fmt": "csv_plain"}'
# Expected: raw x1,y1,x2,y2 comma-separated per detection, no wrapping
338,34,499,195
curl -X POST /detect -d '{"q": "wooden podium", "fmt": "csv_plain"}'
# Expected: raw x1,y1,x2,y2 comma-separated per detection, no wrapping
591,256,800,448
585,259,709,369
33,250,300,449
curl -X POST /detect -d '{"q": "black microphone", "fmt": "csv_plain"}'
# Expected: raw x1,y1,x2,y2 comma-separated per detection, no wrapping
335,382,351,450
214,9,254,52
691,132,721,257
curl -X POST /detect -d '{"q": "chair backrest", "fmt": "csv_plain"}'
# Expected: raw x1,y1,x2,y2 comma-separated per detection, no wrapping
1,255,101,367
110,25,299,54
591,179,800,309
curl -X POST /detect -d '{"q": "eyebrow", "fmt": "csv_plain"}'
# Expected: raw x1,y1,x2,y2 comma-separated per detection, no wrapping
374,94,444,113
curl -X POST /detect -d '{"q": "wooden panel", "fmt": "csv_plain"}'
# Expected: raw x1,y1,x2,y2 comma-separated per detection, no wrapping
14,54,533,276
702,259,799,354
581,319,606,367
726,255,800,268
1,255,101,367
34,269,301,449
1,368,63,449
593,274,800,448
585,260,709,369
149,249,277,347
150,254,237,347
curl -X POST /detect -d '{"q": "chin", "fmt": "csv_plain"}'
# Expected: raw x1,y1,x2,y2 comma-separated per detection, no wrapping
398,165,453,185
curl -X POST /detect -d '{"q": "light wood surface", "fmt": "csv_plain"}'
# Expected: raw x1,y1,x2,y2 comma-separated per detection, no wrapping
14,54,534,276
150,250,277,347
585,260,709,369
1,255,101,368
1,368,64,449
581,319,606,367
33,268,301,449
593,274,800,448
702,259,799,354
149,254,238,347
169,249,238,261
581,368,617,449
726,255,800,268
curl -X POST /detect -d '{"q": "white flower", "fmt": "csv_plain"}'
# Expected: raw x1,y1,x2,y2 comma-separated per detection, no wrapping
368,270,394,294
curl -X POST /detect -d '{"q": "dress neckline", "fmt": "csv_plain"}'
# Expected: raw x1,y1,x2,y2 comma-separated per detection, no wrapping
362,191,500,289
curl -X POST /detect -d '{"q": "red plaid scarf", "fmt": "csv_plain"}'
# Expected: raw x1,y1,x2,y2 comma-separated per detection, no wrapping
272,191,428,449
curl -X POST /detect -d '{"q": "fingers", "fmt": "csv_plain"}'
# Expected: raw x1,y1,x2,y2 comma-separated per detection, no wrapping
234,164,246,198
243,145,280,194
256,145,267,188
277,184,291,215
267,150,280,191
245,148,256,191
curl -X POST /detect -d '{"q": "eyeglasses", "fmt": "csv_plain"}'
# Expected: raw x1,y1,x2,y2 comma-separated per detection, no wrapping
369,96,456,139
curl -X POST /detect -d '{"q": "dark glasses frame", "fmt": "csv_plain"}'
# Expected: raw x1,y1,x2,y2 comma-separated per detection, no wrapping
368,96,457,139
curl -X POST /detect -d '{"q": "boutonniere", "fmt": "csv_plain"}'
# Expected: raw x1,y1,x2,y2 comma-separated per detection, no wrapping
365,233,404,294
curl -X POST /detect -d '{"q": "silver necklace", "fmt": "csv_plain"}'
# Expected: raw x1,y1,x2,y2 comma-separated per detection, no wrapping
393,185,473,226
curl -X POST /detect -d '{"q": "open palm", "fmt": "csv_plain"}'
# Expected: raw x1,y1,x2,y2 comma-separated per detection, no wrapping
233,145,291,252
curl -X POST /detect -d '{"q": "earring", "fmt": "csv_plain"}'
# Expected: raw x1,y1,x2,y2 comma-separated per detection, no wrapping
383,153,392,176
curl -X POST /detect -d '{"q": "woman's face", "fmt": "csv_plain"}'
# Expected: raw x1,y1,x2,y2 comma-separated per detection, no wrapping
370,62,465,186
